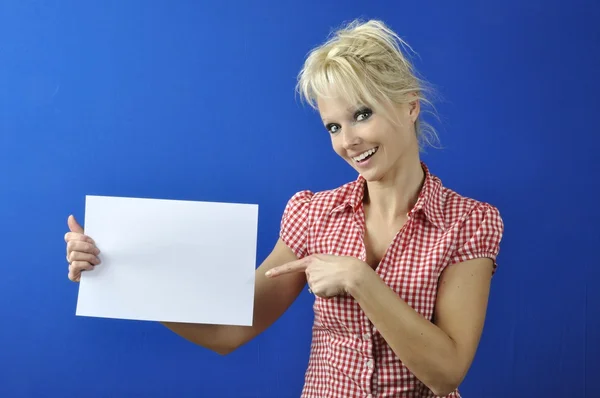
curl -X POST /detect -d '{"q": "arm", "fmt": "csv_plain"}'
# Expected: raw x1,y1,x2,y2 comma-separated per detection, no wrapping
346,257,493,396
162,238,306,355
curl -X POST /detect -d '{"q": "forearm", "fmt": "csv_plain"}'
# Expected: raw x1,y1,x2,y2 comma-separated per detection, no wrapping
347,269,460,395
160,321,248,355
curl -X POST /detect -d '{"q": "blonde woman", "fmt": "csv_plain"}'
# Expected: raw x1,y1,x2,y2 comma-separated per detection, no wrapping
65,19,504,398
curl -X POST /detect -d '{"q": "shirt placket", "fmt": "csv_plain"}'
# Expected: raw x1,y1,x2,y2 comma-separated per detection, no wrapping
361,210,419,398
352,205,378,397
361,320,377,398
376,212,416,283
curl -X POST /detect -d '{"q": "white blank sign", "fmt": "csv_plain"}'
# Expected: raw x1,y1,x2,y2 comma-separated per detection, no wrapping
76,195,258,326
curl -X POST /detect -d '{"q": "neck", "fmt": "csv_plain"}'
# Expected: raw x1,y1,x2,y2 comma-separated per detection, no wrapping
363,157,425,223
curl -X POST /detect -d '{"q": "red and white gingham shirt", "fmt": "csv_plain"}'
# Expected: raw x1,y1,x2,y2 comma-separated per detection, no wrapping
280,162,504,398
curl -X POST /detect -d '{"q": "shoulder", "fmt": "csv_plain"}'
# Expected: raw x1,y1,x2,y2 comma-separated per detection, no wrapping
279,179,358,258
422,165,501,228
282,179,359,220
439,184,503,232
431,179,504,270
420,165,503,234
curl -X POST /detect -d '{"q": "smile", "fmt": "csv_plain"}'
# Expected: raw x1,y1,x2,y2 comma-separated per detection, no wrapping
352,147,379,163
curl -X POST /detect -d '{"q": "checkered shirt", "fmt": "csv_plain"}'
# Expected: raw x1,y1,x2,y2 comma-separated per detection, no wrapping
279,162,504,398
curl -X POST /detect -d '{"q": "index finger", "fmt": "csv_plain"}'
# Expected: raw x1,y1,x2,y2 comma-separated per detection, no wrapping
266,258,309,277
64,231,95,244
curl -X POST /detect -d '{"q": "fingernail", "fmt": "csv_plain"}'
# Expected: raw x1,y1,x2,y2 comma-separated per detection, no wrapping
265,270,272,277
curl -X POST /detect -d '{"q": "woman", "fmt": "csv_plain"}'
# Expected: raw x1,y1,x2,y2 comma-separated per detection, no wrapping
65,19,504,398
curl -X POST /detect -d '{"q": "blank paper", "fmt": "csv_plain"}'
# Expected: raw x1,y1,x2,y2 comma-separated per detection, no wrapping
76,195,258,326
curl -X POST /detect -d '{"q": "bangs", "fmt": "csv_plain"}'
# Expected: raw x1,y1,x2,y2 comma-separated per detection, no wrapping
299,57,378,111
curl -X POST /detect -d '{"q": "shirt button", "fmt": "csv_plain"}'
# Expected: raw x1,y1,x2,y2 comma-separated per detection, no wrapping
366,395,373,398
366,359,374,369
363,333,370,340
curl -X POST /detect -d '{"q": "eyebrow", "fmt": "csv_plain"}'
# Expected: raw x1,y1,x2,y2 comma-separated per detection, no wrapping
321,105,367,124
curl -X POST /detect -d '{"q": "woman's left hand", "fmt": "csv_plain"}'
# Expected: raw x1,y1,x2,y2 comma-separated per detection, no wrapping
266,254,368,297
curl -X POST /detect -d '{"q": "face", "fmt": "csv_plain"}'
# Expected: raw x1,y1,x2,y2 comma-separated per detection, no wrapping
317,95,420,182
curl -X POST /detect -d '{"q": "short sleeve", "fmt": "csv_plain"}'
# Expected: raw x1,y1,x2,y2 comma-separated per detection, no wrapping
449,203,505,273
280,190,314,259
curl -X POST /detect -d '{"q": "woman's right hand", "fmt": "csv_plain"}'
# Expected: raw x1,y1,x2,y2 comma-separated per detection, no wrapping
65,215,101,282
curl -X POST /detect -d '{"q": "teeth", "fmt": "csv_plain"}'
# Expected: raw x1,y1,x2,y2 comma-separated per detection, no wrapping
353,147,378,162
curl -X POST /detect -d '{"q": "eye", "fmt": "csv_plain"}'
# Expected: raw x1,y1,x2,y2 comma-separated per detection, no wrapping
326,123,340,134
355,107,373,122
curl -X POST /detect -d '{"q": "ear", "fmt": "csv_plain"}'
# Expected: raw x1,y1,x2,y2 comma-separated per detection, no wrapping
408,93,420,123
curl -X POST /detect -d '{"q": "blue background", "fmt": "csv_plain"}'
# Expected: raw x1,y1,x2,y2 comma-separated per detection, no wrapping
1,1,599,397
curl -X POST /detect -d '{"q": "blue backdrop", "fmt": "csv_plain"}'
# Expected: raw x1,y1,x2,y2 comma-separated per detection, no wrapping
1,1,598,397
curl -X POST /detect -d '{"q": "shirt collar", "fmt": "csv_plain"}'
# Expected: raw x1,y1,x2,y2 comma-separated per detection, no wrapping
410,162,446,230
331,161,446,230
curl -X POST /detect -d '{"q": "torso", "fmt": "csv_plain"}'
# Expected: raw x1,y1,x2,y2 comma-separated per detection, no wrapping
279,163,502,398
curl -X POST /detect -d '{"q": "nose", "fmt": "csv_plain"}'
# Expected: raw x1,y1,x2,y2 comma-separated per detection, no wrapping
341,126,361,149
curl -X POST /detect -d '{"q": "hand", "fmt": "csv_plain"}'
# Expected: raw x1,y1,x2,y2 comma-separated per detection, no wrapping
266,254,366,298
64,215,101,282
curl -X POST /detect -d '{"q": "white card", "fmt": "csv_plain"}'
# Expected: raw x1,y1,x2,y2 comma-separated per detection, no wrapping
76,195,258,326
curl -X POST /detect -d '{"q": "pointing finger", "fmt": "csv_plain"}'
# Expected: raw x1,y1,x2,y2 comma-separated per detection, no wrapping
64,231,95,244
266,258,310,277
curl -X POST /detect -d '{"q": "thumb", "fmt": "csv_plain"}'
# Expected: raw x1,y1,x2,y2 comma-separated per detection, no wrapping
68,214,84,234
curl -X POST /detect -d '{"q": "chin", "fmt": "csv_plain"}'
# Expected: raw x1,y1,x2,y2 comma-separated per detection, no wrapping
355,167,385,182
360,172,385,182
346,159,374,178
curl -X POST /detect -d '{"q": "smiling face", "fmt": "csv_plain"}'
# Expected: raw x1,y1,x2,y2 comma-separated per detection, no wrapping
317,95,421,182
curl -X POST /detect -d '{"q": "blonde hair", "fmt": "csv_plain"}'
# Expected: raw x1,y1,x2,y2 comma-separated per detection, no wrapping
296,19,441,150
